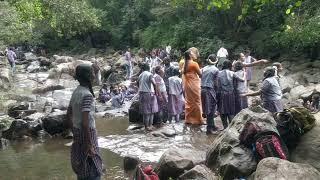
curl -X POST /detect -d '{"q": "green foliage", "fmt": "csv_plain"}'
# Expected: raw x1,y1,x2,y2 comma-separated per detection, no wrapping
0,0,319,59
0,1,35,47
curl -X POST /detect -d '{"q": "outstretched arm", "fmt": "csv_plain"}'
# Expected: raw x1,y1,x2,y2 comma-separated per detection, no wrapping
242,59,269,67
244,90,261,97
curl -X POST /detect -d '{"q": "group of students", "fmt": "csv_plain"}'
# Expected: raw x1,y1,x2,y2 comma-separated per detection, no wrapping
98,83,135,108
137,46,286,134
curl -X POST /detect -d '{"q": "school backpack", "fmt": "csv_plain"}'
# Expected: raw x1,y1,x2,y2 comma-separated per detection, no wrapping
239,122,289,161
254,131,289,161
275,110,304,149
287,107,316,132
134,165,159,180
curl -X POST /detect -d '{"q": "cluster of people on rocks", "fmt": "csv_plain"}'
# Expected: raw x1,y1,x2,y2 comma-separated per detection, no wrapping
133,46,291,134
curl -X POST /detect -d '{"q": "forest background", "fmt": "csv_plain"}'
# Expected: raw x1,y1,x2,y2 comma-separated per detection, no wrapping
1,0,319,60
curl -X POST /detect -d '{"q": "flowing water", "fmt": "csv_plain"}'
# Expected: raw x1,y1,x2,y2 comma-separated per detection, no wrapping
0,117,129,180
0,69,218,180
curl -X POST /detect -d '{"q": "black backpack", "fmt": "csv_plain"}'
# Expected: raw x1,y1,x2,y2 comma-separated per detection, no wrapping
275,111,304,149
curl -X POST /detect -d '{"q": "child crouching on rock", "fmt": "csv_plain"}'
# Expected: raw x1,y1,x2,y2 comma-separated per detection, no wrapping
167,67,184,123
137,63,159,131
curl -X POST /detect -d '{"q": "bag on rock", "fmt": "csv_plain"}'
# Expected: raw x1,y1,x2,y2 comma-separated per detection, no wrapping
275,110,303,149
134,165,159,180
287,107,316,132
254,131,289,161
239,121,261,147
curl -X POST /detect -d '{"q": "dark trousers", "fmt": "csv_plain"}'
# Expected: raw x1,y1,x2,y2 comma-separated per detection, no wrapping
221,114,235,129
206,113,216,131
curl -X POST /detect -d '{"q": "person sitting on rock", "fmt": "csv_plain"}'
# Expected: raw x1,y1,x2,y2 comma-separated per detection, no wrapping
310,93,320,112
111,87,125,109
98,83,111,103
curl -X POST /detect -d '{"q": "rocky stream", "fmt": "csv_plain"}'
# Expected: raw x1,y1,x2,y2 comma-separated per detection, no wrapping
0,50,320,180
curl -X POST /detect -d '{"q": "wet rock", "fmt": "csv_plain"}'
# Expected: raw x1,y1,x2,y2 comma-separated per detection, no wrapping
129,97,143,123
42,111,67,135
38,56,52,67
32,85,65,94
290,85,309,100
37,130,52,142
152,128,177,138
127,124,144,131
155,148,206,180
300,84,320,100
24,52,37,61
8,102,36,119
0,115,14,131
291,117,320,171
115,56,127,67
179,165,218,180
0,68,10,83
23,112,46,122
123,156,140,172
52,89,73,110
279,75,296,93
53,55,74,64
0,138,10,149
252,157,320,180
26,61,41,73
2,100,17,109
206,106,277,180
2,119,31,140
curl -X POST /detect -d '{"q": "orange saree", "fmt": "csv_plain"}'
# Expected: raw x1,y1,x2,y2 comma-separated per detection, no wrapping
183,61,203,125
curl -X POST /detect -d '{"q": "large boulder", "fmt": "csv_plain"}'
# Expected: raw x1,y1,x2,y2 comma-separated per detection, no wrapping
0,68,10,83
251,157,320,180
42,111,67,135
51,89,73,110
8,102,37,119
115,56,127,67
206,106,278,180
279,75,296,93
26,61,41,73
289,85,309,100
128,95,143,123
2,119,31,139
52,55,74,64
24,52,37,61
155,148,206,180
179,165,218,180
291,116,320,171
0,115,14,131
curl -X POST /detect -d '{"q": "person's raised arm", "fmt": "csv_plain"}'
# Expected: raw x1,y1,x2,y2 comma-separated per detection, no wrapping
242,59,269,67
244,90,261,97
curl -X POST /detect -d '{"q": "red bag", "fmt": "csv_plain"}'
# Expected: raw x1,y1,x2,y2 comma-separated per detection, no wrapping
135,165,159,180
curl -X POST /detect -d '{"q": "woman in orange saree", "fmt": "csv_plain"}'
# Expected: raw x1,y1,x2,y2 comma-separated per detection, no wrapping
182,49,203,125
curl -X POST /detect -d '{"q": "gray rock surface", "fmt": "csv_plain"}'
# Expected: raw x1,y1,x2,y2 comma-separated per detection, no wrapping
179,165,218,180
252,157,320,180
42,111,67,135
155,148,206,180
291,117,320,171
206,106,278,180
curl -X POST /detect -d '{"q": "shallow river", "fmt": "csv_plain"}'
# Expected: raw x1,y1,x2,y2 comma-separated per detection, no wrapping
0,117,129,180
0,70,217,180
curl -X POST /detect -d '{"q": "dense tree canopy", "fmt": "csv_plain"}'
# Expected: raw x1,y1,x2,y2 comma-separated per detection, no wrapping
0,0,319,59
